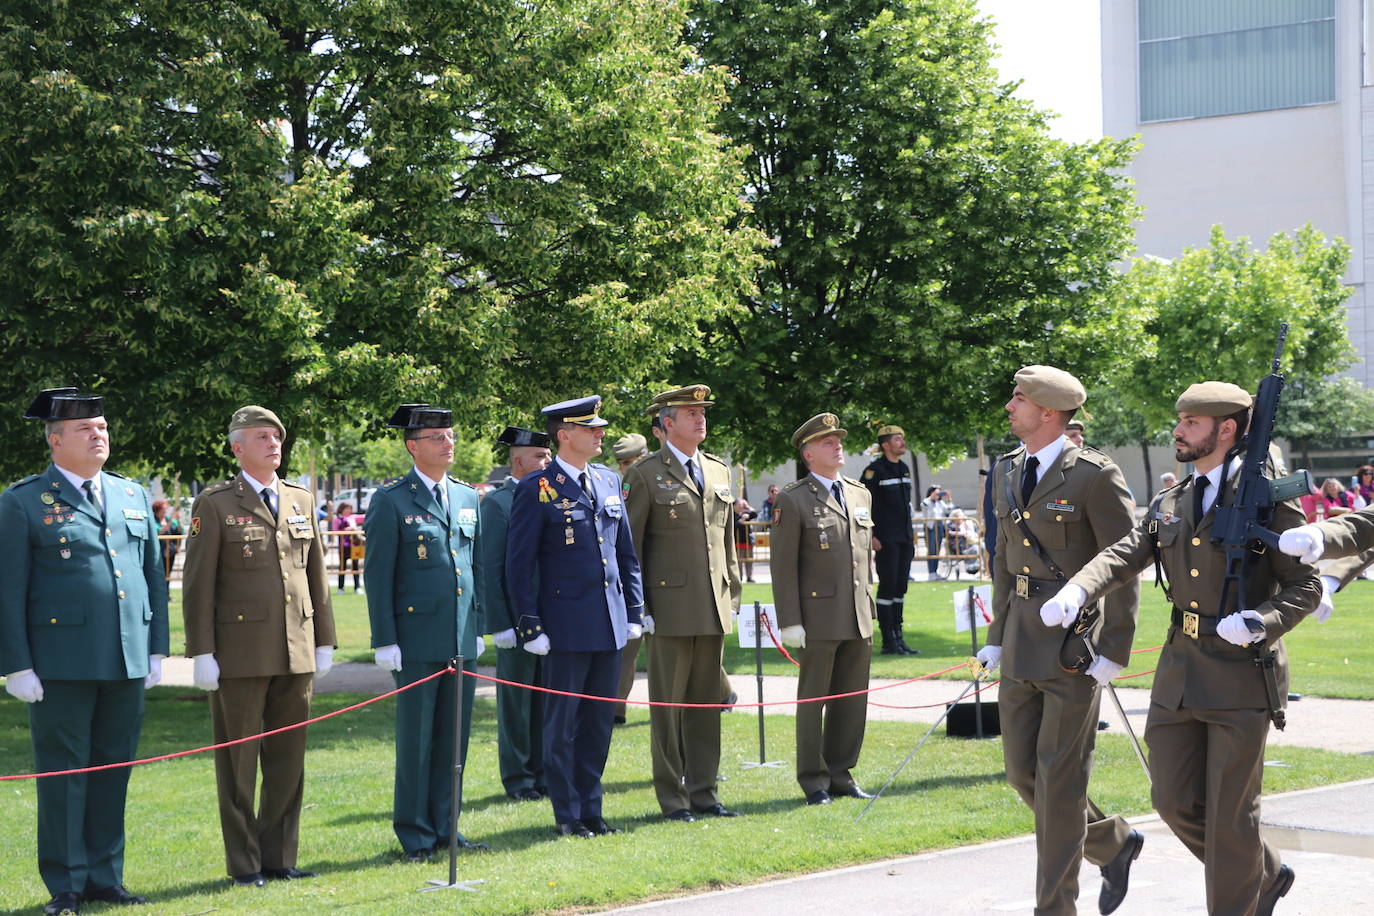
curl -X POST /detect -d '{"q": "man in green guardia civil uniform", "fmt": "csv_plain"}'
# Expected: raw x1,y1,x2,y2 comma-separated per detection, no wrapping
0,388,169,916
365,404,487,860
479,425,553,801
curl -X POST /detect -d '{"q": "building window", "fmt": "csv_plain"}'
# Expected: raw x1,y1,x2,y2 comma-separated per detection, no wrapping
1139,0,1336,122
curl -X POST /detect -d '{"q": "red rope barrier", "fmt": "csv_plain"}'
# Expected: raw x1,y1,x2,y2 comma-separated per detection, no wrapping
759,613,802,667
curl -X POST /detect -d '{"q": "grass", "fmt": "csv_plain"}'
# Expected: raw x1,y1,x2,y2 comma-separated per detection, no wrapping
3,687,1373,915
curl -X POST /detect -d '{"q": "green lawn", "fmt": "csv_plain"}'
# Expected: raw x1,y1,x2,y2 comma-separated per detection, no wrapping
3,687,1372,915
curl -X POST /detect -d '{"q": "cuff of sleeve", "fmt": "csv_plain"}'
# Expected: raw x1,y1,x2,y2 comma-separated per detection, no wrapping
517,614,544,643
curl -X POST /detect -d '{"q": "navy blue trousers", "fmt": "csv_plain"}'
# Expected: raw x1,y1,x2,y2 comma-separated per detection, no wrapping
541,649,619,825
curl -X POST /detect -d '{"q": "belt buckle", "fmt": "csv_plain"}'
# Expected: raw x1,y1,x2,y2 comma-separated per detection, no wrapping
1182,610,1200,640
1015,574,1029,599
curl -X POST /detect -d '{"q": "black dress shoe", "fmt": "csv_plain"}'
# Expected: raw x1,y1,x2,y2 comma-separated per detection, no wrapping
437,833,491,851
263,867,316,881
895,638,920,656
613,715,627,724
836,785,875,800
664,808,697,822
511,787,544,801
557,820,595,838
693,803,740,818
83,885,146,905
44,892,80,916
583,816,621,835
880,643,900,655
1257,864,1295,916
231,873,266,887
404,847,433,863
1098,829,1144,915
805,790,832,806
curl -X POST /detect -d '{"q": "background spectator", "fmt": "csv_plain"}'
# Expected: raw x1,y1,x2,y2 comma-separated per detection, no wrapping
734,497,758,583
760,484,781,523
920,485,952,580
332,501,363,593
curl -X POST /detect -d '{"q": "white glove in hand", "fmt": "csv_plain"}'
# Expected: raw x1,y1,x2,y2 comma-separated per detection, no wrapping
1278,525,1325,564
4,668,44,703
493,628,517,649
144,655,165,689
975,645,1001,673
1085,656,1122,687
642,614,656,635
374,644,403,672
1040,584,1086,629
523,634,551,655
193,654,221,691
314,646,334,678
626,623,643,641
1217,610,1266,646
780,625,806,649
473,636,485,658
1317,576,1338,624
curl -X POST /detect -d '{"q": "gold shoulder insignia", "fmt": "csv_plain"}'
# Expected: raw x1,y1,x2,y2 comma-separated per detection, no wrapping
702,451,729,466
782,479,807,492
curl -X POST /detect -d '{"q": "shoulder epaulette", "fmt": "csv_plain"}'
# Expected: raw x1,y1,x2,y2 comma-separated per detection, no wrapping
782,479,808,492
701,451,729,466
104,470,130,480
202,479,235,495
1073,446,1113,469
379,476,406,491
448,475,476,490
843,475,863,487
999,446,1024,462
280,479,310,491
10,473,42,489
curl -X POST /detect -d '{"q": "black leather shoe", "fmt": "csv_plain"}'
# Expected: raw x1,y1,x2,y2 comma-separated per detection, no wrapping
83,885,146,905
583,816,621,835
1098,829,1143,914
694,803,740,818
613,715,627,724
805,790,832,806
404,847,433,863
263,867,316,881
1257,864,1294,916
437,834,490,851
894,637,920,656
44,893,80,915
231,873,266,887
557,820,595,838
836,785,875,800
511,787,544,801
664,808,697,822
880,642,900,655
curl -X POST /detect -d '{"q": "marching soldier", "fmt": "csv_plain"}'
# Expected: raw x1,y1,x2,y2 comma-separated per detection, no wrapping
1051,381,1318,916
1065,418,1086,449
183,406,336,887
976,366,1143,916
861,424,917,655
0,389,169,916
480,425,554,800
365,403,487,858
772,413,877,805
623,385,742,822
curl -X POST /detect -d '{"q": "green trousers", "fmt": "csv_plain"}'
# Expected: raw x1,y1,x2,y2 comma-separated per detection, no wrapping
391,659,476,854
495,647,544,795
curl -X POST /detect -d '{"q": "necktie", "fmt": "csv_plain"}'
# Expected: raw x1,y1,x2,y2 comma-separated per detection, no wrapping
261,486,277,522
82,480,103,516
1194,476,1210,522
686,458,704,492
831,481,847,515
1020,456,1040,507
580,472,597,510
433,482,446,516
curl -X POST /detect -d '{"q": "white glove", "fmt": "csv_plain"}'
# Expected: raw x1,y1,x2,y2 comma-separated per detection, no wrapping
1085,655,1122,687
193,653,220,691
374,644,403,672
1040,584,1086,629
626,622,643,640
144,655,165,689
1217,610,1266,646
1278,525,1325,564
780,625,806,649
523,634,551,655
493,628,517,649
642,614,656,635
314,646,334,678
4,668,44,703
473,636,485,658
1317,576,1338,624
975,645,1001,673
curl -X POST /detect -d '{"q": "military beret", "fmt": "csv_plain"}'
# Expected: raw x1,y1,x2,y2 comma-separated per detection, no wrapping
1014,365,1086,411
611,433,648,461
646,384,713,415
496,426,550,448
387,403,452,429
24,387,103,421
1065,419,1085,431
1175,382,1252,417
876,424,905,439
542,395,608,427
229,405,285,437
792,413,847,449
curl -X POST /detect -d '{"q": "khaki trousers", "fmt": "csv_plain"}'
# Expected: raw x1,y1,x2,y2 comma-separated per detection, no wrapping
648,633,724,813
795,637,871,796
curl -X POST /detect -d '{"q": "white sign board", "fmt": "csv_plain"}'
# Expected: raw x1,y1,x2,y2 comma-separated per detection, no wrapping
736,603,781,649
953,585,993,634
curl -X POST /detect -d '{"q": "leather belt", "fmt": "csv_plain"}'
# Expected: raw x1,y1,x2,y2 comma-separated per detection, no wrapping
1014,574,1059,599
1170,607,1220,639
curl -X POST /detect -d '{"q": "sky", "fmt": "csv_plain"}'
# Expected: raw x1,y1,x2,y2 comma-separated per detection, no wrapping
975,0,1104,143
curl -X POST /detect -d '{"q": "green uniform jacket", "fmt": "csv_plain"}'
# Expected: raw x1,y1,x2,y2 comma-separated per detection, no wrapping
364,469,482,662
478,477,524,635
0,465,169,679
623,449,740,635
988,443,1139,680
1069,471,1319,710
183,475,335,676
770,476,875,639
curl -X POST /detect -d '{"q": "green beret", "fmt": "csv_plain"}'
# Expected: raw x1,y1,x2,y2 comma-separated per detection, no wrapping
792,413,847,449
1175,382,1252,417
1014,365,1086,411
612,433,648,461
229,405,285,437
646,384,713,415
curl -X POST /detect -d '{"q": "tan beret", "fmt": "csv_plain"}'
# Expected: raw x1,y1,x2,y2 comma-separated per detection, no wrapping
877,424,905,439
229,405,285,437
1065,419,1085,431
611,433,648,461
1014,365,1086,411
646,384,713,415
1175,381,1252,417
792,413,847,449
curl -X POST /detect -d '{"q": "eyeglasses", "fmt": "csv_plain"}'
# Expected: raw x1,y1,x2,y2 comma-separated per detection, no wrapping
416,433,456,444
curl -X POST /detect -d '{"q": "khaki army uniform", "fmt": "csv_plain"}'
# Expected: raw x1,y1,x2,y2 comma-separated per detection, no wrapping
183,475,335,877
1070,470,1319,916
771,475,875,796
624,448,740,814
988,442,1137,916
1313,508,1374,588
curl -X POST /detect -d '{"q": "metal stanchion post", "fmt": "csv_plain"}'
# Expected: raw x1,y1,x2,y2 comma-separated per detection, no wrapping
422,656,484,893
742,601,782,769
967,586,983,739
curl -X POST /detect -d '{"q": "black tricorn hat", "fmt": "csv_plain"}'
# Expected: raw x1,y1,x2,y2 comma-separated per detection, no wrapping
24,388,104,421
496,426,550,448
387,403,453,429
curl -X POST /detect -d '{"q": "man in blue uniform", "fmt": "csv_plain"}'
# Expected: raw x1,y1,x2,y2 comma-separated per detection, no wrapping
505,396,644,838
861,424,918,655
0,388,169,916
365,404,487,860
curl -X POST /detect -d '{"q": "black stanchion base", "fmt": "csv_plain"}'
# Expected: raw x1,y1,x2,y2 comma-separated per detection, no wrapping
945,701,1001,738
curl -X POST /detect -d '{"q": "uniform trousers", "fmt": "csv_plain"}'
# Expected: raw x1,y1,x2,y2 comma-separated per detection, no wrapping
542,648,619,825
999,674,1133,916
210,673,313,876
31,678,143,895
390,658,476,854
648,633,724,813
613,634,642,720
1145,701,1282,916
795,637,871,795
495,647,545,795
874,534,914,601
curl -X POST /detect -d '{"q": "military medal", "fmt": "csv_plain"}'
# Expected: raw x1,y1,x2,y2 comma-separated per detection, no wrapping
417,543,428,560
60,548,71,559
668,507,678,520
818,529,830,550
565,525,575,545
243,544,253,558
225,514,236,526
40,492,55,505
555,473,566,484
43,516,52,525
